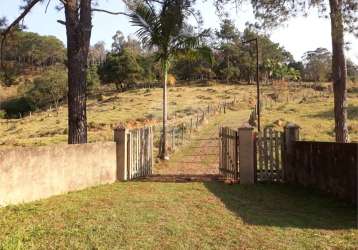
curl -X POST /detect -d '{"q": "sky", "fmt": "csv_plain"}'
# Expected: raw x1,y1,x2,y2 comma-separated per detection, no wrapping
0,0,357,63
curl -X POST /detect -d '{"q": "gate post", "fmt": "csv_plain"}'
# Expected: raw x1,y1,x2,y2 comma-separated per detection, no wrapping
114,127,129,181
283,123,300,182
238,125,255,184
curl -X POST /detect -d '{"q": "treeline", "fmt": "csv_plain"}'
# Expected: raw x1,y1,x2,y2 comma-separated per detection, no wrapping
97,20,358,85
1,19,358,118
0,24,65,85
2,19,358,88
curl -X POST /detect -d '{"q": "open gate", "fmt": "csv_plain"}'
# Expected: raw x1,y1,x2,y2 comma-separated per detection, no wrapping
219,127,239,180
126,127,154,180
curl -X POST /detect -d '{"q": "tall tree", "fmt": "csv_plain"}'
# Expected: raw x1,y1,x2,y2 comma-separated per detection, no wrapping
302,48,332,82
1,0,124,144
216,19,240,82
217,0,357,142
127,0,208,160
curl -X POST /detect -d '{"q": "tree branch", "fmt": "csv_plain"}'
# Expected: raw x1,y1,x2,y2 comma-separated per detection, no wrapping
91,8,130,17
57,19,66,25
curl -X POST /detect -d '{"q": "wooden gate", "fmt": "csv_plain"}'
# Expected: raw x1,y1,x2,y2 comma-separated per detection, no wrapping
219,127,239,180
127,127,154,180
256,127,284,182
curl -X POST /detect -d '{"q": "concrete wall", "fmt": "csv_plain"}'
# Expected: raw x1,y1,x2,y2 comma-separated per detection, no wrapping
0,142,117,206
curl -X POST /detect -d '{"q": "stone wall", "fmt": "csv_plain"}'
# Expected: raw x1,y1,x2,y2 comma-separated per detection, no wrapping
0,142,117,206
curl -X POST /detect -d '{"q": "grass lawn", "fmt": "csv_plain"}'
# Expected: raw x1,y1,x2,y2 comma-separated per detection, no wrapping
0,182,356,249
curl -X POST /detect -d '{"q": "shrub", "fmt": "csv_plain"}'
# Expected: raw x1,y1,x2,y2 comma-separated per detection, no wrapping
1,97,35,118
23,69,67,111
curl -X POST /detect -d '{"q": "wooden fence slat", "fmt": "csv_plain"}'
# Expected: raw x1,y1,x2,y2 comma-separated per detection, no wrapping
254,127,284,182
275,131,280,180
263,128,269,181
259,134,264,181
219,127,239,180
125,127,154,180
269,128,274,182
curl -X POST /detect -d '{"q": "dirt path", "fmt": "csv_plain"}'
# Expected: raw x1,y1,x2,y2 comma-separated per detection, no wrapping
152,109,250,180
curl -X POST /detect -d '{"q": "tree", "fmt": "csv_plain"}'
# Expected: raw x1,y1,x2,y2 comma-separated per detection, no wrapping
220,0,357,142
216,19,240,82
127,0,208,159
302,48,332,82
347,59,358,82
98,48,144,89
111,30,125,53
1,0,123,144
89,41,107,65
24,68,67,112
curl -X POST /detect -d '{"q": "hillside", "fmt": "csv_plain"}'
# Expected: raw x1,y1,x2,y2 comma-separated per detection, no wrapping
1,82,358,148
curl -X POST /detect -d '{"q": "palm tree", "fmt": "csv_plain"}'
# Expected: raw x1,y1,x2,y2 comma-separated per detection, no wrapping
127,0,208,160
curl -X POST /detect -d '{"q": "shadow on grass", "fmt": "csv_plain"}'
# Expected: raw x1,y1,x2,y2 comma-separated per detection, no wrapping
308,105,358,120
204,182,356,230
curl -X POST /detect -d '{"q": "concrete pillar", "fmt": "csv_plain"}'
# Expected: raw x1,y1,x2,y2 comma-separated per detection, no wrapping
238,125,255,184
283,123,300,182
114,127,128,181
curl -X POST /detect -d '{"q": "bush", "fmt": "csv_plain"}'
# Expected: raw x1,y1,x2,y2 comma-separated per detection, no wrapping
1,97,35,118
23,69,67,111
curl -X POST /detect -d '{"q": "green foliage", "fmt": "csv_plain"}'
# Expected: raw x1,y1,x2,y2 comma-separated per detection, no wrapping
0,26,66,86
127,0,208,66
173,46,215,80
22,68,68,111
87,64,100,92
2,28,65,67
302,48,332,82
0,64,21,86
347,59,358,82
1,97,35,118
98,48,144,88
247,0,357,36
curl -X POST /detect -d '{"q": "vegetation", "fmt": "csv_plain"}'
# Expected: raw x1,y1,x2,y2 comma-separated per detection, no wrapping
260,82,358,142
1,68,68,118
126,0,208,159
226,0,358,142
0,181,356,249
0,83,255,147
0,24,65,86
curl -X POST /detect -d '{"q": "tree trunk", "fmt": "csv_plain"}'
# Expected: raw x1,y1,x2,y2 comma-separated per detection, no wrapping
160,59,169,160
329,0,349,142
64,0,92,144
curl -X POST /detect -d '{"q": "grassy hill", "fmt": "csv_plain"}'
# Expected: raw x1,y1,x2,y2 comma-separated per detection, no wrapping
1,81,358,148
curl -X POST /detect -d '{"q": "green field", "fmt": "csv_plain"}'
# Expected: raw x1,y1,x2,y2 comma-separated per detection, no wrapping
0,182,356,250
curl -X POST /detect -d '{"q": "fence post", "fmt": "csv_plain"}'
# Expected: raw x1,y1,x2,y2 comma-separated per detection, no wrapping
114,127,129,181
283,123,300,182
238,125,255,184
